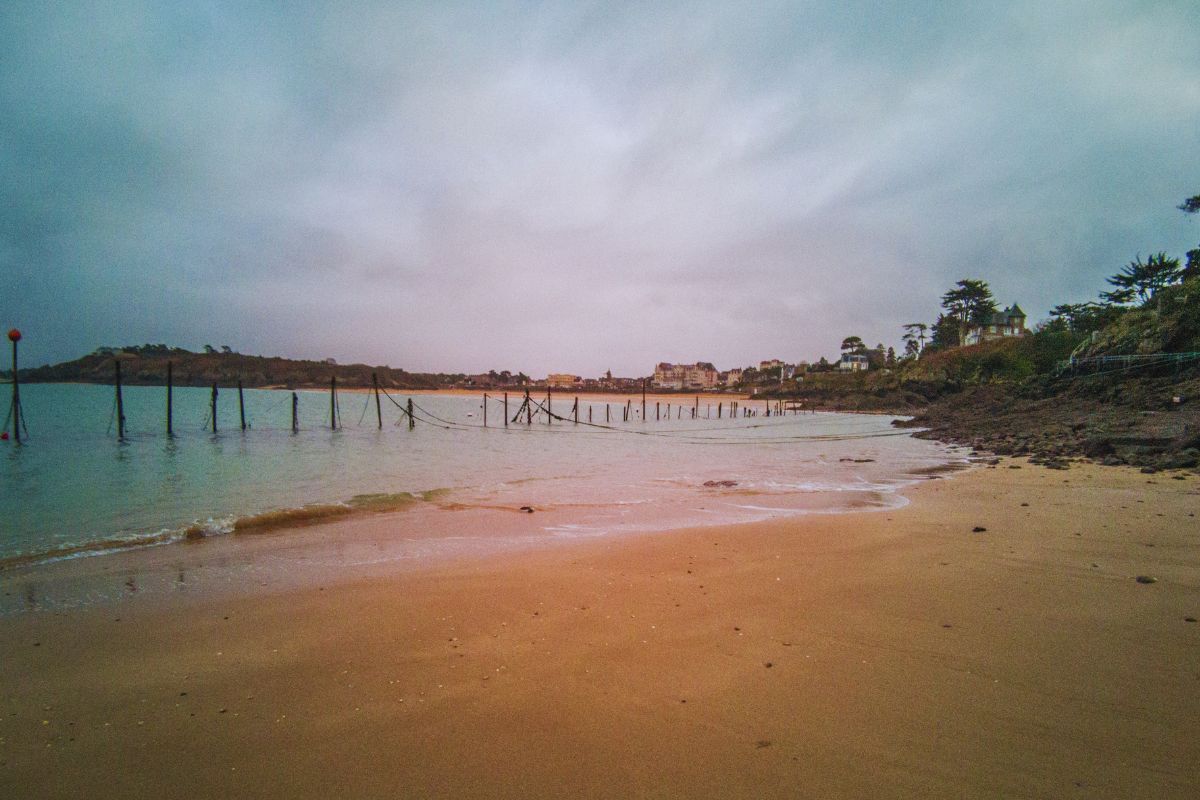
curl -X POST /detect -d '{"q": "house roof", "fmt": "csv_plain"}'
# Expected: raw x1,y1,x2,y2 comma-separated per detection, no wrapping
976,304,1026,327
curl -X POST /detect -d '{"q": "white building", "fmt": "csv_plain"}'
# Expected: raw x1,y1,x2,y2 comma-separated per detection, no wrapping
653,362,719,390
838,354,869,372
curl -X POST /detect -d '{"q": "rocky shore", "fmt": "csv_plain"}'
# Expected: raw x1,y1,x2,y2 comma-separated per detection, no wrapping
895,369,1200,472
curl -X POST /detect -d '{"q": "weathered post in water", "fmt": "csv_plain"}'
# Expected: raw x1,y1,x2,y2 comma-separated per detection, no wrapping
166,360,173,436
656,401,660,421
546,388,552,425
573,396,578,424
210,382,218,433
238,379,246,431
407,398,415,430
642,379,646,423
483,393,488,427
291,392,299,433
525,390,532,425
114,360,127,440
504,392,508,428
8,329,21,443
329,376,338,430
372,373,382,430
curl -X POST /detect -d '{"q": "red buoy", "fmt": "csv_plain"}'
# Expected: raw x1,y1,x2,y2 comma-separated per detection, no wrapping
7,329,19,342
0,432,8,441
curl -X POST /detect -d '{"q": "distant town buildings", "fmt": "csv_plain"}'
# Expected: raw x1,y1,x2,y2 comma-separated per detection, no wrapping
547,373,582,389
653,362,720,390
964,304,1027,346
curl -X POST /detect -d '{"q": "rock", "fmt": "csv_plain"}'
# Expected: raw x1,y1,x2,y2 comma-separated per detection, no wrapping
1134,575,1158,584
1081,437,1115,458
519,506,535,513
702,480,738,487
972,526,987,533
1140,466,1159,474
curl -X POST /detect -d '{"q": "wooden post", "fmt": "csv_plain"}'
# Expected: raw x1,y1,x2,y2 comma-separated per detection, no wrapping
525,390,532,425
656,401,660,421
606,404,610,423
114,360,127,440
7,330,19,443
764,399,769,417
694,395,699,419
408,398,415,430
642,379,646,423
504,392,508,428
546,388,552,425
238,379,246,431
209,381,217,433
483,393,488,427
718,402,722,419
373,373,382,430
330,376,337,430
573,396,578,424
291,392,298,433
166,360,173,436
589,405,593,423
626,399,631,421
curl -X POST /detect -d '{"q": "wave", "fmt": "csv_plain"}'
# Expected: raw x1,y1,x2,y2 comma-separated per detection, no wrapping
0,488,454,571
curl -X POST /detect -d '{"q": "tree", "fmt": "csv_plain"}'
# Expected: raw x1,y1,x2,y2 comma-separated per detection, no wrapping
1048,302,1123,334
220,345,233,354
901,323,928,357
1179,195,1200,214
941,279,997,345
840,336,866,354
885,347,896,366
929,314,961,351
203,344,216,354
1105,253,1182,305
1185,247,1200,281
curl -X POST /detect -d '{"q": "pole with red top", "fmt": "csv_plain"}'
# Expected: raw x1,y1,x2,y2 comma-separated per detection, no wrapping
8,328,21,443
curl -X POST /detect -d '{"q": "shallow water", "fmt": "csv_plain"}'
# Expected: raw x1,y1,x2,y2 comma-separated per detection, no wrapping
1,384,967,571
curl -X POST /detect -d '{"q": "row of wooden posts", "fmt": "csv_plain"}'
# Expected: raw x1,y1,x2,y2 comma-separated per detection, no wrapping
111,360,417,440
7,345,807,442
485,387,800,427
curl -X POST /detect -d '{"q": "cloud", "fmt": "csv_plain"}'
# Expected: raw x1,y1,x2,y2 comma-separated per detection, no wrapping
2,0,1198,374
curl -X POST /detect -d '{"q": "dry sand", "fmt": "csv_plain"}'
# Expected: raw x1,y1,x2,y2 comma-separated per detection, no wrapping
2,460,1198,799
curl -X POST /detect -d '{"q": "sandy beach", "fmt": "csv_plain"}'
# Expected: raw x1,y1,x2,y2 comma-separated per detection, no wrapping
2,459,1198,799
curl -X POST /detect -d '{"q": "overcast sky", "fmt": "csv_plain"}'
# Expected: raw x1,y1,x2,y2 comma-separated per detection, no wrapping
3,1,1198,376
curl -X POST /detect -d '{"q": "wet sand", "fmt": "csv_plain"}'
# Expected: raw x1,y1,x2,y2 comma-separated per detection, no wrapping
2,459,1198,798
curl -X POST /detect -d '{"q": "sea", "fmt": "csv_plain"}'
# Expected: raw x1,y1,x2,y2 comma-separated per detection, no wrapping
1,383,969,608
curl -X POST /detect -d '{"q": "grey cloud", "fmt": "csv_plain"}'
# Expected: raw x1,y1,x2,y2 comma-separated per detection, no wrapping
2,0,1198,374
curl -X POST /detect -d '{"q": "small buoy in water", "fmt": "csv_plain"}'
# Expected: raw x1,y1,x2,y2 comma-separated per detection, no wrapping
0,431,8,441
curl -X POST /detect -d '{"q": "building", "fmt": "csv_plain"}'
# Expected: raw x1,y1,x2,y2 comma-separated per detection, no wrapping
838,354,869,372
964,304,1027,346
759,359,785,371
653,362,719,390
547,373,582,389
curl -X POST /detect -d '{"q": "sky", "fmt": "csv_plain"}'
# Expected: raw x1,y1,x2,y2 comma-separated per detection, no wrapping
2,1,1198,376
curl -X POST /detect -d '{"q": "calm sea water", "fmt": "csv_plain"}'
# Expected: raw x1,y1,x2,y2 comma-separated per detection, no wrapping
1,383,967,569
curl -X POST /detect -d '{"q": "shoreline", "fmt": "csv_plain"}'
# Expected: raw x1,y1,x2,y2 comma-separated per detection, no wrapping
2,459,1197,797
